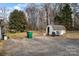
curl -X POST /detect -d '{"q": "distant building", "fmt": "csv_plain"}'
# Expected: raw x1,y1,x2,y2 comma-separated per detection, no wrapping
46,25,66,36
0,17,4,39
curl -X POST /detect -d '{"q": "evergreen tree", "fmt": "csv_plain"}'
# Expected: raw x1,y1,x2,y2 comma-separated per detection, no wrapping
55,4,73,30
9,9,27,32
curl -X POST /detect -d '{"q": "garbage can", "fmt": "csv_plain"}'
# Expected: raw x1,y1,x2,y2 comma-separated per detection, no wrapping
27,31,32,39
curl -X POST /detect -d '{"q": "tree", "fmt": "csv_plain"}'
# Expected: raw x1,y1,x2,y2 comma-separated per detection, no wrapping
26,4,38,30
43,3,60,25
9,9,27,32
26,3,61,31
54,4,73,30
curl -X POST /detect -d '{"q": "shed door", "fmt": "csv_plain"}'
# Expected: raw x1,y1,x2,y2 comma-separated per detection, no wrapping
47,27,50,35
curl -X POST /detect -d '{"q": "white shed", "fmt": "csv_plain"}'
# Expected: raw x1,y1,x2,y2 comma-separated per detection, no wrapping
46,25,66,36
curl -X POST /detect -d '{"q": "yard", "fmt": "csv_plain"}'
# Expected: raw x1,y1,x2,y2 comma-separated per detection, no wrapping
7,31,44,39
7,31,79,39
0,31,79,56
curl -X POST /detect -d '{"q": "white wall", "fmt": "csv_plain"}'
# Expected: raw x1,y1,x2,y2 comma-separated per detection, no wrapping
53,30,66,35
46,26,66,35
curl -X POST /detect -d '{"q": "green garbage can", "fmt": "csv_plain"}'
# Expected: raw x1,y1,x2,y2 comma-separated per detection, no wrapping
27,31,33,39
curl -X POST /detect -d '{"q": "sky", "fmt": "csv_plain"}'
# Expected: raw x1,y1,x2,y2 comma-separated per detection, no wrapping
0,3,79,20
0,3,28,18
0,3,27,10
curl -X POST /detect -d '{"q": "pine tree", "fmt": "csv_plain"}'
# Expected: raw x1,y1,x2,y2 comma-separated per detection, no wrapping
9,9,27,32
55,4,73,30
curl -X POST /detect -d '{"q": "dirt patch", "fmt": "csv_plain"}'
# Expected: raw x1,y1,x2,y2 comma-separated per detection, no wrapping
1,37,79,56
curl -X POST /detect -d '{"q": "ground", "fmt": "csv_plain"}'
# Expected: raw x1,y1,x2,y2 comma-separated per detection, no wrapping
0,31,79,56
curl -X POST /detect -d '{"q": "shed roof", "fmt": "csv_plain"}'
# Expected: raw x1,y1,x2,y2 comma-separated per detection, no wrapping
47,25,66,30
53,25,66,30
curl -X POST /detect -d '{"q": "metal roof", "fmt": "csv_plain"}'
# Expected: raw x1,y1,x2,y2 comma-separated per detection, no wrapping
47,25,66,30
53,25,66,30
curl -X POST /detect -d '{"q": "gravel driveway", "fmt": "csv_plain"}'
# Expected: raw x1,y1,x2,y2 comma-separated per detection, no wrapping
0,36,79,56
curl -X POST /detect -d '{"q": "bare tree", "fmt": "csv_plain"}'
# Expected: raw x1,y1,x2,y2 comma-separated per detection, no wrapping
26,3,61,30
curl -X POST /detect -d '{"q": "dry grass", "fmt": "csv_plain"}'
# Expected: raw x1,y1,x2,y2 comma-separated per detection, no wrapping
63,31,79,39
7,31,44,39
7,32,26,39
7,31,79,39
32,31,44,36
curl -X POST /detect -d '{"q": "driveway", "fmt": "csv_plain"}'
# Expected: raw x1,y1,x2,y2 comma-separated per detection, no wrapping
0,36,79,56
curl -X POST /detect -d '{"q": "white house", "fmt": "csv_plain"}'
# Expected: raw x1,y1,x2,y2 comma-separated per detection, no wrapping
46,25,66,36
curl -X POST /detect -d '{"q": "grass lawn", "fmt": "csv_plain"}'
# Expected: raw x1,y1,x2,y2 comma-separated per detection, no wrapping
7,31,45,39
7,32,26,39
7,31,79,39
63,31,79,39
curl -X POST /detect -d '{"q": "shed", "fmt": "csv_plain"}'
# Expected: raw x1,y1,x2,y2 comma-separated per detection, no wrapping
46,25,66,36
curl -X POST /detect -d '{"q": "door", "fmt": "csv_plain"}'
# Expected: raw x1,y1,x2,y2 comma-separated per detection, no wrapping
47,27,50,35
